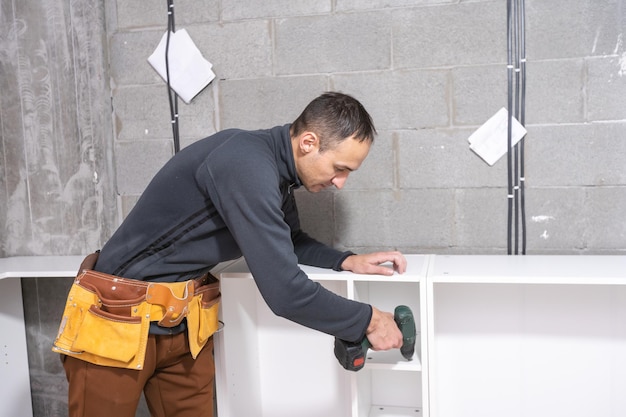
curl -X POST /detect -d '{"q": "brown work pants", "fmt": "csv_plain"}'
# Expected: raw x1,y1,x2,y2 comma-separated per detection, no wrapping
62,332,214,417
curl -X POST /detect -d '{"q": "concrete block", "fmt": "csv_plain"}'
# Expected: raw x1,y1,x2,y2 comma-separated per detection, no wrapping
455,187,508,250
344,130,395,190
334,189,455,248
294,189,335,246
446,187,613,254
397,128,507,189
21,279,42,371
120,194,140,219
110,30,165,86
111,21,272,85
583,186,626,249
582,248,626,255
452,65,507,126
218,76,328,130
393,2,505,69
22,278,73,384
525,59,584,124
113,84,216,141
332,69,449,130
525,123,626,187
525,0,622,60
274,12,392,75
29,375,68,417
116,0,219,30
587,56,626,122
114,140,173,195
189,21,273,80
179,82,218,143
222,1,331,20
113,85,175,140
524,187,589,251
417,246,507,255
337,0,455,11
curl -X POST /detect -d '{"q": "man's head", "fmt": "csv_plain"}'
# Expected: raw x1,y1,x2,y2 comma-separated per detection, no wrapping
291,92,376,152
291,92,376,192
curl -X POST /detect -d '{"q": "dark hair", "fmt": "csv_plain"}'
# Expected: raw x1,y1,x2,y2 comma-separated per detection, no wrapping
291,92,376,152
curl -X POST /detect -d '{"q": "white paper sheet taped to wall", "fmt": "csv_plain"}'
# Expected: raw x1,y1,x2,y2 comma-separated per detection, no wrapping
148,29,215,104
468,107,527,166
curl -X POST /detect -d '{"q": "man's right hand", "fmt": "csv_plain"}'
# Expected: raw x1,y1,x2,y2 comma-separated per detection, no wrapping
365,306,403,350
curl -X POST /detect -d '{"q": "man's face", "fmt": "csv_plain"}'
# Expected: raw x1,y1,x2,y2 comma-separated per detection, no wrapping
296,134,371,193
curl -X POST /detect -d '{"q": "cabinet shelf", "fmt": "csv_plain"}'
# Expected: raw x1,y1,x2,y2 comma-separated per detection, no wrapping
368,405,422,416
364,350,421,371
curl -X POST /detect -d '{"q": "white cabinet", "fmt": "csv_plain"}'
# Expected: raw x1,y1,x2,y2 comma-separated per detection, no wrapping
214,254,430,417
0,255,84,417
215,254,626,417
426,255,626,417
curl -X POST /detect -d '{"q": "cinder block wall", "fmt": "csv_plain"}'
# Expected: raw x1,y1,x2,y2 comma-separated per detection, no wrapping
110,0,626,255
1,0,624,416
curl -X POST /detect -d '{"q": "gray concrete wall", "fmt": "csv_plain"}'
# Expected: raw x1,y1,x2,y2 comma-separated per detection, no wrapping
0,0,116,257
110,0,626,255
1,0,116,415
1,0,625,415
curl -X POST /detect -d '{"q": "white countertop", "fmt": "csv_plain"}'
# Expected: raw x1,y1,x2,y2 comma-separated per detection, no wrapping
2,254,625,285
0,255,85,279
428,254,626,284
219,254,431,282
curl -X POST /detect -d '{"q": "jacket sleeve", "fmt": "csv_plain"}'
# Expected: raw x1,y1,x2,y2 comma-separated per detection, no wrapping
197,138,371,342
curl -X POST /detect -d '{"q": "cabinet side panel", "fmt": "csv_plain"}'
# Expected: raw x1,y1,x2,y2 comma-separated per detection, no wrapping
217,278,264,416
0,278,33,417
256,280,351,417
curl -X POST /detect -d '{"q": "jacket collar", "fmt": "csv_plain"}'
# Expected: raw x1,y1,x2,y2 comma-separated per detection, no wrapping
274,124,302,189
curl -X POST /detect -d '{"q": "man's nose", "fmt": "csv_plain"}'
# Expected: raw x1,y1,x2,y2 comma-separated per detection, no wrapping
331,175,348,189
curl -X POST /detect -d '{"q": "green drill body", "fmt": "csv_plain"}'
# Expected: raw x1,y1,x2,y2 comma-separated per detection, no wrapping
334,305,416,371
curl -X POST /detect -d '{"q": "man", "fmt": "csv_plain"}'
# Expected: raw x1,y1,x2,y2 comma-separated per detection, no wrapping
58,91,407,417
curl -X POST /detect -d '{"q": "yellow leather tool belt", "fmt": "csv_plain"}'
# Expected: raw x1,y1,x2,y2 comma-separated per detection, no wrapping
52,268,220,370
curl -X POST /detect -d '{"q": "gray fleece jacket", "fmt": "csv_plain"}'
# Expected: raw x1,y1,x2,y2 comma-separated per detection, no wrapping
94,124,371,342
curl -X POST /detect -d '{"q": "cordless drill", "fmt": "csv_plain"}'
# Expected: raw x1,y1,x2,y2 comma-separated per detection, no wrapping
334,305,416,371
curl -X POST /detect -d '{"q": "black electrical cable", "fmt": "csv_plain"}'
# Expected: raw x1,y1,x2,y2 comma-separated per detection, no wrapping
506,0,514,255
505,0,528,255
513,0,521,255
506,0,528,255
518,0,527,254
165,0,181,153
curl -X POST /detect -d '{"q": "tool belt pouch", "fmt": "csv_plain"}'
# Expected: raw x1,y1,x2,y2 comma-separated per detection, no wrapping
52,270,151,370
52,266,221,369
187,280,221,358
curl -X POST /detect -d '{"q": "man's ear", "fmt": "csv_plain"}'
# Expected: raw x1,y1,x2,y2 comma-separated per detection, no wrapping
299,132,319,154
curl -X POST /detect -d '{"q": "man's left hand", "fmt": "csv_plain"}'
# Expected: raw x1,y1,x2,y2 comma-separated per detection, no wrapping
341,251,407,276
